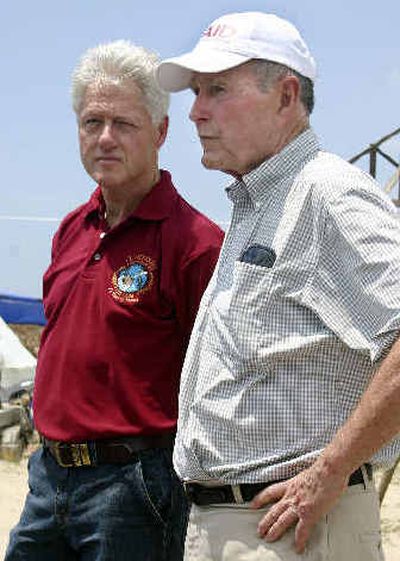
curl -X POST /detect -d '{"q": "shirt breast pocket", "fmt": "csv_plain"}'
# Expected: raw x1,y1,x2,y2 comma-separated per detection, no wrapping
227,260,277,364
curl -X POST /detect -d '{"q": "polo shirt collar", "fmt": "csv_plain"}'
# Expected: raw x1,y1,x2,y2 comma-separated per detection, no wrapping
227,128,320,208
84,169,177,224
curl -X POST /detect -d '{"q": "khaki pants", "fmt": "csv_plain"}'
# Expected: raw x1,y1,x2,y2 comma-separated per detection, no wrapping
184,482,384,560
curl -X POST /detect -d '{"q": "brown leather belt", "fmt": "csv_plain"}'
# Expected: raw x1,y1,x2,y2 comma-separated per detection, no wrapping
41,433,175,468
184,464,373,506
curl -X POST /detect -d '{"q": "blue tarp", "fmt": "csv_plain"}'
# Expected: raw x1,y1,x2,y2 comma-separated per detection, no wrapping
0,294,46,325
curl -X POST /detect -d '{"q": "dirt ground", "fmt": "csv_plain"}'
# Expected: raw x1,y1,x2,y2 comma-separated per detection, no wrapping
379,464,400,561
0,458,399,560
0,458,29,559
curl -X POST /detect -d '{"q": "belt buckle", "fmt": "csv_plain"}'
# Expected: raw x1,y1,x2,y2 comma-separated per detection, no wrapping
53,442,92,467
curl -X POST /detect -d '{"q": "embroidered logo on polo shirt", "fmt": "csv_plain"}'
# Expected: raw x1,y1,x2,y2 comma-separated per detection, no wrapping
109,254,155,304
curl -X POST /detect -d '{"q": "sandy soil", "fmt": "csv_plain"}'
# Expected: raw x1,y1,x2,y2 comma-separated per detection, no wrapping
0,458,29,560
379,465,400,561
0,458,399,560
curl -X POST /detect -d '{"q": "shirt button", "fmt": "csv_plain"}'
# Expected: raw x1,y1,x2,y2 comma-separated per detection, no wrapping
93,252,102,261
99,232,106,239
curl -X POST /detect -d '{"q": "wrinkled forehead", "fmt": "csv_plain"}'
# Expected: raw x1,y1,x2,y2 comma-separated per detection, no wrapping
79,81,146,113
189,60,258,88
84,79,142,100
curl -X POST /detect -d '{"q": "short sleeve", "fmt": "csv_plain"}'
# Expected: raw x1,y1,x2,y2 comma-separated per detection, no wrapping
304,185,400,362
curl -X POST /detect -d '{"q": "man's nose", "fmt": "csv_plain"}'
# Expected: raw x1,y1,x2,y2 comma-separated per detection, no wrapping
98,123,117,148
189,93,210,123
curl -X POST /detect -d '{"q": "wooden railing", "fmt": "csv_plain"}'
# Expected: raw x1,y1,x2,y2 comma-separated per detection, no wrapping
349,127,400,204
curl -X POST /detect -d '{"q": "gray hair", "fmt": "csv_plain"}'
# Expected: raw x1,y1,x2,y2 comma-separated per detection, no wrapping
251,60,315,115
71,40,170,124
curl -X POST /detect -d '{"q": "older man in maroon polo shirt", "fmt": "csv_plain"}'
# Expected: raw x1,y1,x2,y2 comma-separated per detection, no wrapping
5,41,223,561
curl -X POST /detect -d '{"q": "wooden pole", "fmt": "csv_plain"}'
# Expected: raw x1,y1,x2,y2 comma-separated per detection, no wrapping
369,146,377,178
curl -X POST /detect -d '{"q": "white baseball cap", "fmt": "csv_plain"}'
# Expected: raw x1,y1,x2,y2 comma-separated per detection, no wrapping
157,12,317,92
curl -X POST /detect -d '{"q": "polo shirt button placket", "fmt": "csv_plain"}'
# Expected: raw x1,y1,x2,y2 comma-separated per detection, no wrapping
93,252,102,262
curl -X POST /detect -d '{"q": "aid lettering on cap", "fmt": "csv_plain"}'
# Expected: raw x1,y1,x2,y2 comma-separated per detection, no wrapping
203,23,235,39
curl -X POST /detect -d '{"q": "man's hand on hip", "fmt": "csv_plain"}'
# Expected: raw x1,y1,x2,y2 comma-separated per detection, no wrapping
251,462,348,554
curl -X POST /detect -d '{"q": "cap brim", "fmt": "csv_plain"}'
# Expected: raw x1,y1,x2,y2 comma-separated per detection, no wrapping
157,47,250,92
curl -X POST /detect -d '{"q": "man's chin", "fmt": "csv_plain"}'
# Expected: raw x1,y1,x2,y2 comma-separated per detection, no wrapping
94,174,119,188
201,157,242,178
201,155,221,171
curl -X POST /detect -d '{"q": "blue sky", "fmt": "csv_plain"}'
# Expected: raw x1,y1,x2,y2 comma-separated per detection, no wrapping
1,0,399,297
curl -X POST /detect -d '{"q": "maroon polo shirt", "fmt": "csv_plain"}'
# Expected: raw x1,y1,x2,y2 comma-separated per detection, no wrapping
33,170,223,441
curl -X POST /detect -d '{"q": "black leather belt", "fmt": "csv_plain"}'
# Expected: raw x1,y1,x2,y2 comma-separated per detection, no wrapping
41,433,175,468
184,465,373,506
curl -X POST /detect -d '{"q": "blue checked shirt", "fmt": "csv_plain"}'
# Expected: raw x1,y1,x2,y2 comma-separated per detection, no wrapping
174,128,400,484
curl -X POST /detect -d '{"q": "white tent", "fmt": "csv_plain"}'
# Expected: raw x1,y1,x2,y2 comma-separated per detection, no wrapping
0,316,36,391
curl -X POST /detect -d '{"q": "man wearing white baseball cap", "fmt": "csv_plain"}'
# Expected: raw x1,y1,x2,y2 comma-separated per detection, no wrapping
157,11,400,561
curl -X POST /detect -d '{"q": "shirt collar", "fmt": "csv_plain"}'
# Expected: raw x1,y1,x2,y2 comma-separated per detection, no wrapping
84,169,178,225
227,128,320,207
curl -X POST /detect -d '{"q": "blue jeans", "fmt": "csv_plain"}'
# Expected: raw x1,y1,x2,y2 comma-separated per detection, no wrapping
5,446,188,561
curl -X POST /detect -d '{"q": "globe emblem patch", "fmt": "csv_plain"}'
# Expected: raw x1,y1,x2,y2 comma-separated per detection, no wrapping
109,254,155,304
117,263,148,293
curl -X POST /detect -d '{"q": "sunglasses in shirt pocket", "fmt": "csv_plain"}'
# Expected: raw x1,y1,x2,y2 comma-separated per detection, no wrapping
239,244,276,269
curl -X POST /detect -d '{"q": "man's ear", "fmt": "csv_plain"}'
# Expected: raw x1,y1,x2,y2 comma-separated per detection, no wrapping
155,116,169,148
279,75,301,111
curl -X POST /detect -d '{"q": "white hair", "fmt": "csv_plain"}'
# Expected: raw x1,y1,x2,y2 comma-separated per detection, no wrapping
71,40,169,124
